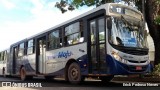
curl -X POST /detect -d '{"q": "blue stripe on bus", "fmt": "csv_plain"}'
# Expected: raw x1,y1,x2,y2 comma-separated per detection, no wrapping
15,54,151,76
15,59,35,74
46,55,88,75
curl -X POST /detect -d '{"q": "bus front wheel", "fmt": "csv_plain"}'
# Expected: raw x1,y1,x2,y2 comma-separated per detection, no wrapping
67,62,82,84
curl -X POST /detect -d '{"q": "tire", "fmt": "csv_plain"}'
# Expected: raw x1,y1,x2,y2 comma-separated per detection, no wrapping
67,62,82,84
20,67,26,81
99,75,114,83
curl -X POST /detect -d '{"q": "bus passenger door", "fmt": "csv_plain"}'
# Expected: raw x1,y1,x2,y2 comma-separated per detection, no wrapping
37,37,46,74
88,17,107,74
13,47,18,74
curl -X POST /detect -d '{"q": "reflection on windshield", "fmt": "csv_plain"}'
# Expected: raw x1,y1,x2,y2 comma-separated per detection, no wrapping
109,17,148,48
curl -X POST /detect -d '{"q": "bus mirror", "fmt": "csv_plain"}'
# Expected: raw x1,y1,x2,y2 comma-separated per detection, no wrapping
107,17,112,30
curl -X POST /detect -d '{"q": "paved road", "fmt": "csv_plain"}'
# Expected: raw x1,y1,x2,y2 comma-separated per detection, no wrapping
0,76,160,90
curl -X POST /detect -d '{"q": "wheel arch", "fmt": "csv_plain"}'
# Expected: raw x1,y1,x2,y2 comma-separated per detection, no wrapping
19,65,24,74
64,58,79,80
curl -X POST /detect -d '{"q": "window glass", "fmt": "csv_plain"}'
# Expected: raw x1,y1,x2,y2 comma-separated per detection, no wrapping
18,43,24,57
1,52,4,60
98,18,105,43
65,22,80,36
64,21,83,46
4,51,7,60
27,39,34,54
49,30,59,39
28,40,33,47
90,21,96,44
67,33,81,45
0,53,1,61
48,30,62,49
0,52,3,61
91,45,97,69
27,47,33,55
14,47,18,58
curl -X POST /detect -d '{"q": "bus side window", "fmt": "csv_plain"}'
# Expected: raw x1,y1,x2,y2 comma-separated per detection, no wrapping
64,21,84,46
27,39,34,55
48,29,62,50
0,53,1,61
18,43,24,57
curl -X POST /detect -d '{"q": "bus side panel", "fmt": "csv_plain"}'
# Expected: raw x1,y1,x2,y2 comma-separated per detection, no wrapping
45,43,88,75
24,54,36,75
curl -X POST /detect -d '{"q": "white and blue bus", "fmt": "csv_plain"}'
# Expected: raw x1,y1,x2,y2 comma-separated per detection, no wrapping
0,3,151,84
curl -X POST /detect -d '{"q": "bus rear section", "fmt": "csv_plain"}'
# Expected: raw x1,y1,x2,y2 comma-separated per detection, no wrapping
0,49,9,77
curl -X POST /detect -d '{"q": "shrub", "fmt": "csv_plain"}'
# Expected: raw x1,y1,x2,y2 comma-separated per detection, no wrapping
152,64,160,77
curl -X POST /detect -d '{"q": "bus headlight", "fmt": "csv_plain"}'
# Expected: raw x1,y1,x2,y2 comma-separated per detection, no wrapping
111,51,127,64
112,53,121,61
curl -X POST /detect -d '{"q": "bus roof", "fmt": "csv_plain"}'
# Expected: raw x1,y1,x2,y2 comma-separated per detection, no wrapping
10,3,142,46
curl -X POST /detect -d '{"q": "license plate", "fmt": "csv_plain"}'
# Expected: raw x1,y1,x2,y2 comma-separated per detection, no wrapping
136,66,142,70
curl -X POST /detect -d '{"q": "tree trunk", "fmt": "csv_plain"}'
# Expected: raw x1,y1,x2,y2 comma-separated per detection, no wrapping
145,0,160,66
154,40,160,65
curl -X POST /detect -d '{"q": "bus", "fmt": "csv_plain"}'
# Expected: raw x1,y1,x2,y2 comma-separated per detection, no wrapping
0,3,151,84
0,49,9,77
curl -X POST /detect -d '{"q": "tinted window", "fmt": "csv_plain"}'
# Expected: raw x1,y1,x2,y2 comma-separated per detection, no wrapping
18,43,24,57
64,21,84,45
27,39,34,54
48,30,62,49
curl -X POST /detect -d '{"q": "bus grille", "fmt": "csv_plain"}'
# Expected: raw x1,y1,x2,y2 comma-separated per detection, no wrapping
112,44,149,55
120,49,148,55
128,60,147,63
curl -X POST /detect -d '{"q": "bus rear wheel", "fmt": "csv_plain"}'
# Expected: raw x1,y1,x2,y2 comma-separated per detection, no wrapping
20,67,26,81
99,75,114,83
67,62,82,84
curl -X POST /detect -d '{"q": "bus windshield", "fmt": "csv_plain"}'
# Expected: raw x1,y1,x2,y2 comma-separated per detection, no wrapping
109,17,148,49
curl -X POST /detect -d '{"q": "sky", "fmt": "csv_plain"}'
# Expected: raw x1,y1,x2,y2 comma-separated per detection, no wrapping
0,0,94,51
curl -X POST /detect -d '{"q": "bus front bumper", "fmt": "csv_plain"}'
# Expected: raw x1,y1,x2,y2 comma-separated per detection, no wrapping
106,55,152,75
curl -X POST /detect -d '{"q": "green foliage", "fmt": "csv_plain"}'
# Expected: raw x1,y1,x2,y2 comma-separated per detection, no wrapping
155,16,160,25
55,0,114,13
55,0,159,13
152,64,160,77
157,0,160,4
155,0,160,25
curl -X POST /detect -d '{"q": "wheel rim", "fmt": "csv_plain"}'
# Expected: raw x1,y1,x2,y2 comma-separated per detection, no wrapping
70,67,79,80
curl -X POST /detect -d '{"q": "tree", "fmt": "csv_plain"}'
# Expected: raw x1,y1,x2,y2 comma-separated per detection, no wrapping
55,0,160,66
55,0,112,13
145,0,160,66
